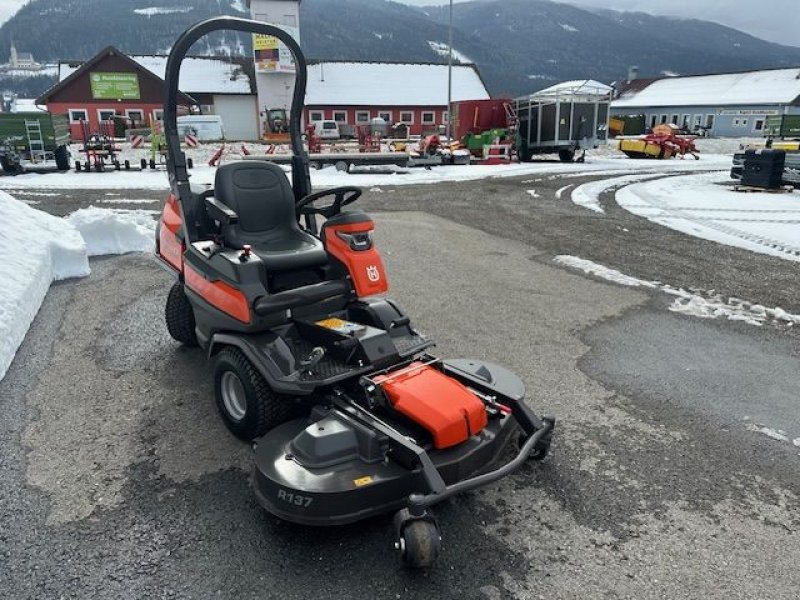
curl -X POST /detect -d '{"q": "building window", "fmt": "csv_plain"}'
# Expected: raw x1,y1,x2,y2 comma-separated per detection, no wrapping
741,118,748,127
97,109,116,122
333,111,347,123
421,111,436,125
670,114,679,125
660,114,668,124
309,110,324,122
399,111,414,124
356,111,370,123
151,109,164,122
693,115,702,128
125,109,144,125
706,114,715,129
442,111,449,124
68,109,88,123
378,111,392,123
681,114,690,128
754,119,765,131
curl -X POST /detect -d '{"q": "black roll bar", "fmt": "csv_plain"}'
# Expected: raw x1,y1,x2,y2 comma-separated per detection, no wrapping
163,17,311,241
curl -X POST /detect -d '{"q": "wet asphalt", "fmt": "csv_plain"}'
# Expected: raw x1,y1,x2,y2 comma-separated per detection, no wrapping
0,170,799,599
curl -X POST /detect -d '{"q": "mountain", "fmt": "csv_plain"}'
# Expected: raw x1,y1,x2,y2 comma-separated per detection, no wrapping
1,0,800,99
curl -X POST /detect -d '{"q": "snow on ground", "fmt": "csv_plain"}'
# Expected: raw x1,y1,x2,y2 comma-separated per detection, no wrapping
571,173,665,213
0,193,160,381
66,207,156,256
554,255,800,328
0,191,89,380
617,171,800,262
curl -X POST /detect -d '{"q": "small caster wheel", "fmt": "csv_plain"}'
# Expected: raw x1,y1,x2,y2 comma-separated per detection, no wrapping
113,160,121,171
393,509,441,568
187,157,194,169
75,161,81,172
140,158,147,170
149,158,156,170
124,160,131,170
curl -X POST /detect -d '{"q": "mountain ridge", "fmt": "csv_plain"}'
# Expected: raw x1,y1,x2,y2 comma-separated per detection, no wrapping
1,0,799,99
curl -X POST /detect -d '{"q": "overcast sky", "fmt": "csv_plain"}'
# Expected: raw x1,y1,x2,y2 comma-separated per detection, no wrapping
399,0,800,47
1,0,797,47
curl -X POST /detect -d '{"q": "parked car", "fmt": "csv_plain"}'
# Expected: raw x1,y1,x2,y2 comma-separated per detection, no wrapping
313,119,341,140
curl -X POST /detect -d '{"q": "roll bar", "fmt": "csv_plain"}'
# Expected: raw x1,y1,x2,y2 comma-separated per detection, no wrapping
163,17,311,238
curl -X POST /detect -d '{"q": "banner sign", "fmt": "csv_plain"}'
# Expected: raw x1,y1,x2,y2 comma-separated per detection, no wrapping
253,25,299,74
90,72,141,100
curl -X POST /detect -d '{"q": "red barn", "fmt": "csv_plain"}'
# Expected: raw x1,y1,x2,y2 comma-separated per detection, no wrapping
303,61,491,136
36,47,196,140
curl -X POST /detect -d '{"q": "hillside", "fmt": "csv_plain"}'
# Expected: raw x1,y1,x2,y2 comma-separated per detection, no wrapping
1,0,800,99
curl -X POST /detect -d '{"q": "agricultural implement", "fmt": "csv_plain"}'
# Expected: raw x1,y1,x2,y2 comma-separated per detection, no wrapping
74,120,130,172
618,123,699,160
0,111,71,174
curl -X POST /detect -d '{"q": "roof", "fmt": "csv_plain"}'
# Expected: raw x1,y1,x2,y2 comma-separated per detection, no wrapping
58,55,252,95
613,67,800,108
527,79,612,101
304,61,490,106
38,46,195,105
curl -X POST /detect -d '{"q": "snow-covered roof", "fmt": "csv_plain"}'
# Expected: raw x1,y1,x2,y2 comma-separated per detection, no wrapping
59,55,252,95
527,79,612,101
613,68,800,108
305,62,489,106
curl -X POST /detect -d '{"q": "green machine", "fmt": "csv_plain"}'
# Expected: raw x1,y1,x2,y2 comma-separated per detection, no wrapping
764,115,800,139
0,112,71,174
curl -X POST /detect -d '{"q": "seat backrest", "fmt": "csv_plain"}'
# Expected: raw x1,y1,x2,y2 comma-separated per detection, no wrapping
214,161,299,247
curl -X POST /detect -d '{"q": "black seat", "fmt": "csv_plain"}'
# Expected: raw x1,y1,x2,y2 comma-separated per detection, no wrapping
213,162,327,272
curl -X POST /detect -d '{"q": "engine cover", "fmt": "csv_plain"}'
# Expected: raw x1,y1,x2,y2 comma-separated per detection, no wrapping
376,362,488,449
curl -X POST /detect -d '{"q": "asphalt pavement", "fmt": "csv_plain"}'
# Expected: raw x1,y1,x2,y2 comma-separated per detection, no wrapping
1,171,799,599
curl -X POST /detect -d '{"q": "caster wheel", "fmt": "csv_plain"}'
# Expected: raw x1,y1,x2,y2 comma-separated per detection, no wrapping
75,161,81,172
396,519,440,568
149,159,156,170
165,281,198,347
113,160,121,171
141,158,147,170
187,157,194,169
124,159,131,170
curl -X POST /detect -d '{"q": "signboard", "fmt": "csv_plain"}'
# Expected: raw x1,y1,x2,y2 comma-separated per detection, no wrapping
90,72,140,100
719,109,780,116
253,25,299,74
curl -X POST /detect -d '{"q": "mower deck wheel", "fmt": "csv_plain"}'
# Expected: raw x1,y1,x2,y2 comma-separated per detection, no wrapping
165,281,198,347
397,519,441,568
213,347,295,440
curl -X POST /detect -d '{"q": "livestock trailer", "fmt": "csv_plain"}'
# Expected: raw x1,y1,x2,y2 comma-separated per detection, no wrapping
514,80,611,162
0,112,71,173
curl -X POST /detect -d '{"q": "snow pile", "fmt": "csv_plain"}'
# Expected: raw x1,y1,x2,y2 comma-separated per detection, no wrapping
746,424,792,444
617,171,800,262
554,255,800,328
66,207,156,256
0,192,89,380
427,41,473,64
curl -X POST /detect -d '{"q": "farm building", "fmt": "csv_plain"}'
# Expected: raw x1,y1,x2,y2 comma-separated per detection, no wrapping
303,61,490,136
36,44,491,141
37,47,255,140
611,67,800,137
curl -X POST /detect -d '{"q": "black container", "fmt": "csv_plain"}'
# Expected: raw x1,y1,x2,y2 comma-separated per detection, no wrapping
742,149,786,188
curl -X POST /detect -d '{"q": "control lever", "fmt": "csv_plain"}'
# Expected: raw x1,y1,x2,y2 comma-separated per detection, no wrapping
299,346,326,373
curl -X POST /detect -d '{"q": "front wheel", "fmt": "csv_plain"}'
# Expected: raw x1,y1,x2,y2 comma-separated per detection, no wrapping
213,347,295,440
397,518,441,568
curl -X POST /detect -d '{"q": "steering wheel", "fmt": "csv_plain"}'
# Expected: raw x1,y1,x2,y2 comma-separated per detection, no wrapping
296,186,362,219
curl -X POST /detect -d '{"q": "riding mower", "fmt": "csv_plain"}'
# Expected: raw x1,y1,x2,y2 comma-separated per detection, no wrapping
156,17,555,568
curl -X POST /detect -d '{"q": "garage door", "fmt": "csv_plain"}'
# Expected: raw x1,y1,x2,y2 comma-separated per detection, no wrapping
212,95,259,141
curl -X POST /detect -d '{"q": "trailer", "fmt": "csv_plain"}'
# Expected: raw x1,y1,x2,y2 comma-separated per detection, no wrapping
0,112,71,174
514,80,611,163
243,151,409,172
764,115,800,139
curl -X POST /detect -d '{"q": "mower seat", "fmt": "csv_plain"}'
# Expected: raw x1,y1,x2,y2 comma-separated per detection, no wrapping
214,162,327,272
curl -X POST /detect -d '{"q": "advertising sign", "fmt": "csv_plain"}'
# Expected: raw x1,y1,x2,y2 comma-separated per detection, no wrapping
90,72,141,100
253,25,299,74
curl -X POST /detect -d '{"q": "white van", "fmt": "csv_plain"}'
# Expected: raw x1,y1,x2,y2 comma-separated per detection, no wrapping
313,120,340,140
176,115,225,141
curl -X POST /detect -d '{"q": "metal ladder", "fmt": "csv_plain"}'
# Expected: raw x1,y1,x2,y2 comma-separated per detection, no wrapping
25,119,47,163
503,102,520,133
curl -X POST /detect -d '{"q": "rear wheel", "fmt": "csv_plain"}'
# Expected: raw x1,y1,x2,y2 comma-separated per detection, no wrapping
0,155,14,173
54,145,70,171
558,148,575,163
165,281,198,347
213,347,295,440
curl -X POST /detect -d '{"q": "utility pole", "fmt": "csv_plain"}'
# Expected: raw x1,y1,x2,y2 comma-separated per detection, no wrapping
445,0,453,142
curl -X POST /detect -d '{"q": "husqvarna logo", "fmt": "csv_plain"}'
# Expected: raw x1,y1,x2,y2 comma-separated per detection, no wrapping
366,265,381,282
